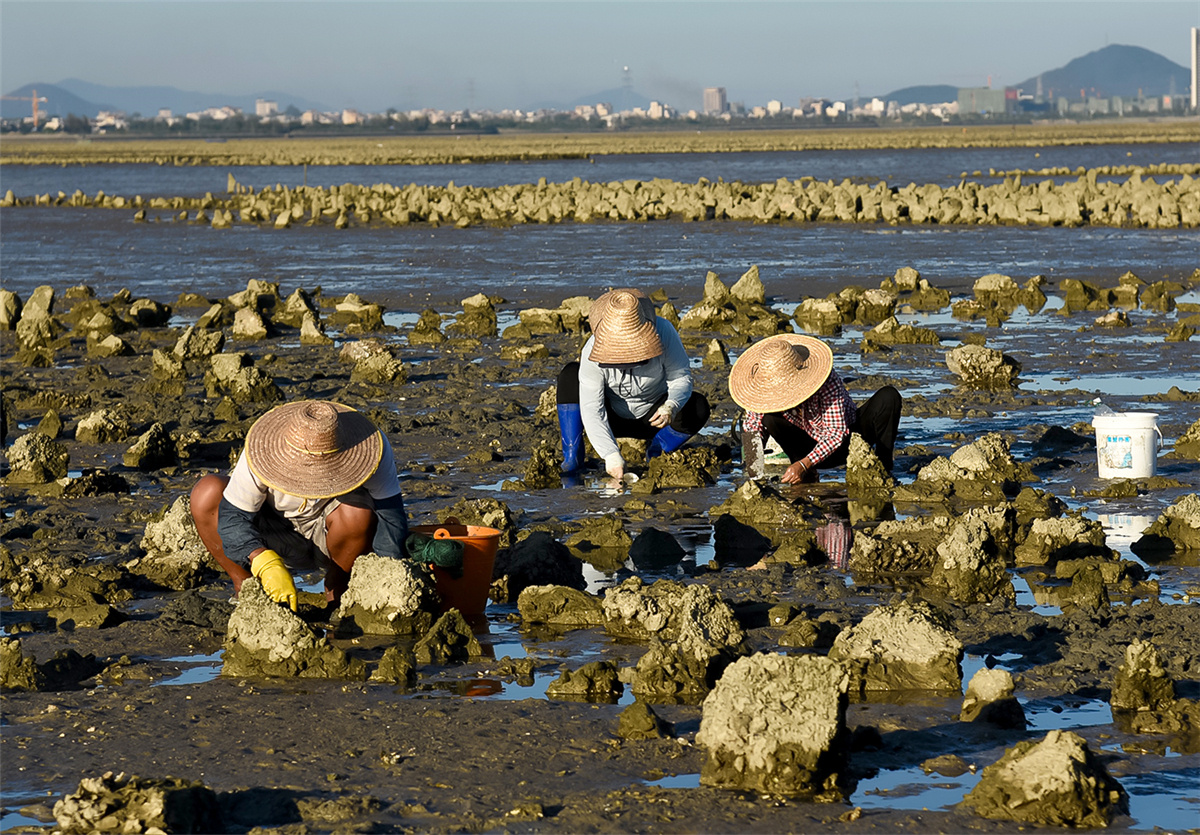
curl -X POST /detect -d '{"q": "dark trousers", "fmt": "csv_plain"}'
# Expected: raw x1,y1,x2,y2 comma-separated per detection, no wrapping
556,362,710,440
763,385,902,472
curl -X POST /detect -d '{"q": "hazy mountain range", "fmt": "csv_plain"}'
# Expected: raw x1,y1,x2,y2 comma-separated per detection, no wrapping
1,44,1191,121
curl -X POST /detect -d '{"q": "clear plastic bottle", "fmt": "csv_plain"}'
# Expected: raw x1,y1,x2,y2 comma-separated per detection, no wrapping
1092,397,1116,416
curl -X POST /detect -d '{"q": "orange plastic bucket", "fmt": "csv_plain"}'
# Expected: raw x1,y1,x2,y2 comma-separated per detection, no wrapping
410,523,500,616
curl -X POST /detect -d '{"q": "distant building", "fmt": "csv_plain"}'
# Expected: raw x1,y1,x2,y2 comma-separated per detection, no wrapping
1192,27,1199,109
703,87,727,115
341,109,361,125
766,99,783,116
157,108,172,120
957,87,1011,115
647,100,671,119
255,99,278,117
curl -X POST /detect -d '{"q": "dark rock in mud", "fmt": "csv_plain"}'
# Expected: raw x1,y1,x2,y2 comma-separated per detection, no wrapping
929,507,1015,604
370,646,417,686
1111,639,1175,712
350,349,408,385
1,636,48,691
636,445,722,493
777,613,841,649
407,308,447,346
626,583,748,702
0,287,22,329
845,433,895,495
5,431,69,484
709,479,818,548
204,351,281,403
945,343,1021,389
492,530,584,604
702,338,729,369
49,600,126,630
131,496,215,590
604,578,686,639
172,324,225,360
848,515,952,574
232,306,270,340
1068,565,1111,609
547,659,623,702
960,668,1026,728
828,599,963,694
629,527,686,570
414,608,483,665
861,315,940,350
899,432,1034,503
329,292,384,331
959,730,1128,827
334,552,437,636
75,408,131,444
696,653,850,799
223,580,367,680
53,771,224,835
1131,493,1200,557
1015,510,1113,566
160,589,233,632
1,548,132,610
451,292,499,338
517,584,605,627
123,422,177,471
1032,425,1094,457
618,700,673,740
35,408,63,439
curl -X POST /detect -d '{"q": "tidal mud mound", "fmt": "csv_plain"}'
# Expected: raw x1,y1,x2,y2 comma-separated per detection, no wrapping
828,599,963,694
334,552,437,636
960,730,1128,827
696,653,850,798
53,772,224,835
223,580,366,680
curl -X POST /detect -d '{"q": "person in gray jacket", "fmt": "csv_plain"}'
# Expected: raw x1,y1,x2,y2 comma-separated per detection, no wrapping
555,288,710,481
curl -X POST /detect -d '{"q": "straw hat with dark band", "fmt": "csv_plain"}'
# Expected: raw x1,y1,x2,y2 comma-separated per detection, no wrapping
728,334,834,414
588,289,664,365
588,287,657,333
245,400,383,499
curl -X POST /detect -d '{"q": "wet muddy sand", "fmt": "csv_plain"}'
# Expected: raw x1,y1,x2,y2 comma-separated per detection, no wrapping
2,267,1199,833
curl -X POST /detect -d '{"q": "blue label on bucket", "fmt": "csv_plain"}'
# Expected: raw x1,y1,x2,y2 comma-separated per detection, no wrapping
1100,434,1133,469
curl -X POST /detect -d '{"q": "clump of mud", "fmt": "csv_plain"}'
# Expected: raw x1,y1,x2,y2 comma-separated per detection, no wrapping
828,599,963,694
960,667,1026,728
335,552,438,636
53,771,224,835
696,653,849,798
959,730,1128,827
546,660,623,702
1132,493,1200,557
223,580,366,679
129,496,215,590
517,584,604,627
414,608,483,664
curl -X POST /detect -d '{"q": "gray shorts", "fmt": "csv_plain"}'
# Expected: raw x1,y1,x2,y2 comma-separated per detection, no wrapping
253,488,374,572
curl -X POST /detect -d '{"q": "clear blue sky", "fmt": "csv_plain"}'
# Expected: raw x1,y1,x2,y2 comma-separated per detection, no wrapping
2,0,1197,112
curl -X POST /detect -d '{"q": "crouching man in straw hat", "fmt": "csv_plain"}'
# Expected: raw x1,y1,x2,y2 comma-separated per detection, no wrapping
729,334,901,484
190,400,408,610
556,288,711,482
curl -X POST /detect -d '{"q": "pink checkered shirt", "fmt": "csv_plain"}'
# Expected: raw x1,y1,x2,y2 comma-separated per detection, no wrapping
742,372,856,466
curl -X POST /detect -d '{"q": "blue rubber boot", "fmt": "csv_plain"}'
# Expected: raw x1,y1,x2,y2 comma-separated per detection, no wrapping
557,404,584,473
647,425,691,459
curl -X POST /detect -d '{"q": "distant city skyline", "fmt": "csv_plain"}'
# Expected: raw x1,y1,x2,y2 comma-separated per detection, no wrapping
2,1,1197,113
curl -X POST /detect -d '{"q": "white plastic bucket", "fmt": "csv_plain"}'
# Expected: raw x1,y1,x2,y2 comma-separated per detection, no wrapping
1093,412,1162,479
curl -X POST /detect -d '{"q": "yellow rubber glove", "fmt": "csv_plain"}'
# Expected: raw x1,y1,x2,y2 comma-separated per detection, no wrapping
250,550,297,611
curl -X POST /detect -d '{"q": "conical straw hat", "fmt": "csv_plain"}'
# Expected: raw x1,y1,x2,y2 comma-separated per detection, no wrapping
728,334,834,413
588,289,664,365
588,287,657,332
245,400,383,499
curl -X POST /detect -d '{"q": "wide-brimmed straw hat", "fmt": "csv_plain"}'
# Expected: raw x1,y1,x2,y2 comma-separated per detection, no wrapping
245,400,383,499
728,334,834,413
588,287,657,333
588,289,664,365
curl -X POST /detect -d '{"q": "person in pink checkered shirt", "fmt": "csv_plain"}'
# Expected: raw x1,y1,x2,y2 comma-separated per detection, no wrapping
730,334,901,484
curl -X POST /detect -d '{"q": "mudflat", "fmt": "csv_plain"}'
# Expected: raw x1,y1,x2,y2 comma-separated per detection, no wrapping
2,267,1198,833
